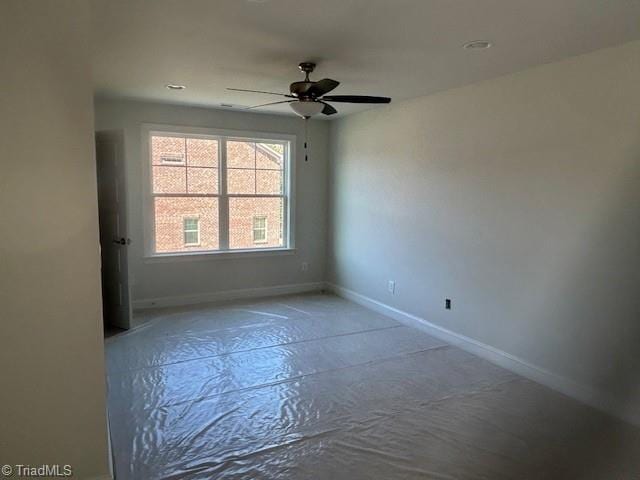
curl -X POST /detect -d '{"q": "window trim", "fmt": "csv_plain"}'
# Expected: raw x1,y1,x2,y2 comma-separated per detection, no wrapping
141,124,296,259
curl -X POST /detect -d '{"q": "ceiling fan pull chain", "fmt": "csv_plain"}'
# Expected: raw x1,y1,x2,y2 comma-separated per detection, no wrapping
304,118,309,162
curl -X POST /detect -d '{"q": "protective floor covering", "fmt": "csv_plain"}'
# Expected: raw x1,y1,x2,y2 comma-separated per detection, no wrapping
106,293,640,479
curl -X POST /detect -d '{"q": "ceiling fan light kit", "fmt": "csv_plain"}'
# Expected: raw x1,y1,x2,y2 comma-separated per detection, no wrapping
228,62,391,118
289,100,325,118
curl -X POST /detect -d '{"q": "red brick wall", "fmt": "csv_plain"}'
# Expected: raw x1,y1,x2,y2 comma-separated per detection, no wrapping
151,135,284,253
154,197,219,252
229,197,283,249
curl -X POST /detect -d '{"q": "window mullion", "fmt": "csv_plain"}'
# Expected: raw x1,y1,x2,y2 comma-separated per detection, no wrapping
219,138,230,250
184,137,188,193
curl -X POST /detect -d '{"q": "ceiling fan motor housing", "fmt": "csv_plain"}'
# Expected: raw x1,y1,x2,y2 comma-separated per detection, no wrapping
290,81,317,98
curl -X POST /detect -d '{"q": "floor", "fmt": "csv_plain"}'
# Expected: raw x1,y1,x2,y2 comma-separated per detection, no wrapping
106,293,640,479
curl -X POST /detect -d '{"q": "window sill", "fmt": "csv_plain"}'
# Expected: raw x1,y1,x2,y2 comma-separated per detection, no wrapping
144,247,296,263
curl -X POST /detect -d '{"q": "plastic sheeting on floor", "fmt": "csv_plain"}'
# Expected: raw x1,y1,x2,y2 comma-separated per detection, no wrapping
106,293,640,479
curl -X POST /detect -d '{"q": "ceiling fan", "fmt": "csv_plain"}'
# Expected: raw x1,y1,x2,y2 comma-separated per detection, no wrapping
227,62,391,118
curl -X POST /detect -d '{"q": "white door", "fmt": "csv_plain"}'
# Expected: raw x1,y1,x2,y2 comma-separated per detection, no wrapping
96,131,132,330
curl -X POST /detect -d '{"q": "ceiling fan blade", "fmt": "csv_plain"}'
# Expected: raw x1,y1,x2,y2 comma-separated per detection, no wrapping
227,88,293,98
321,95,391,104
245,100,295,110
321,102,337,115
308,78,340,97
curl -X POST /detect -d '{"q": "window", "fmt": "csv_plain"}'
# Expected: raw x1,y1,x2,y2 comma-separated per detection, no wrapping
183,217,200,246
146,127,292,256
161,153,185,165
252,216,267,244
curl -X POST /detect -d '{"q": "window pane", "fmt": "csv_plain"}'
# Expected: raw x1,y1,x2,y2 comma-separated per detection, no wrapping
152,135,185,165
227,141,283,194
187,167,218,194
227,141,255,168
184,217,198,230
253,216,266,229
256,169,283,194
153,165,186,194
187,138,218,167
227,168,255,194
256,143,284,170
184,230,199,245
154,197,218,253
229,197,283,249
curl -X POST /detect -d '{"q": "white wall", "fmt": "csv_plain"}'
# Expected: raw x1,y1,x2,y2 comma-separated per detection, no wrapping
328,41,640,418
94,100,329,306
0,1,110,477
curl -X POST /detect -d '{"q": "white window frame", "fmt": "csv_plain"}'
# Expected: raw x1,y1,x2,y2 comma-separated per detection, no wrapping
142,124,296,260
252,215,268,244
183,216,200,246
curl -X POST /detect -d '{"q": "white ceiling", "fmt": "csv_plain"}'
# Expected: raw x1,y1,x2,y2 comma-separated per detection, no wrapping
91,0,640,118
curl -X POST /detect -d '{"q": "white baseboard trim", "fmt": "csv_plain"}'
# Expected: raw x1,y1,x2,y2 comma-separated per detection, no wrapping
328,282,639,427
133,282,326,310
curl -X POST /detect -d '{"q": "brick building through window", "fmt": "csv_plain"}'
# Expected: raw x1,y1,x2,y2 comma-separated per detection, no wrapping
149,129,290,254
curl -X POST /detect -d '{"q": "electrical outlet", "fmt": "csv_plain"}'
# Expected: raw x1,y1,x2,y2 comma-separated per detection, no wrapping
445,298,452,310
388,280,396,295
301,262,309,272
